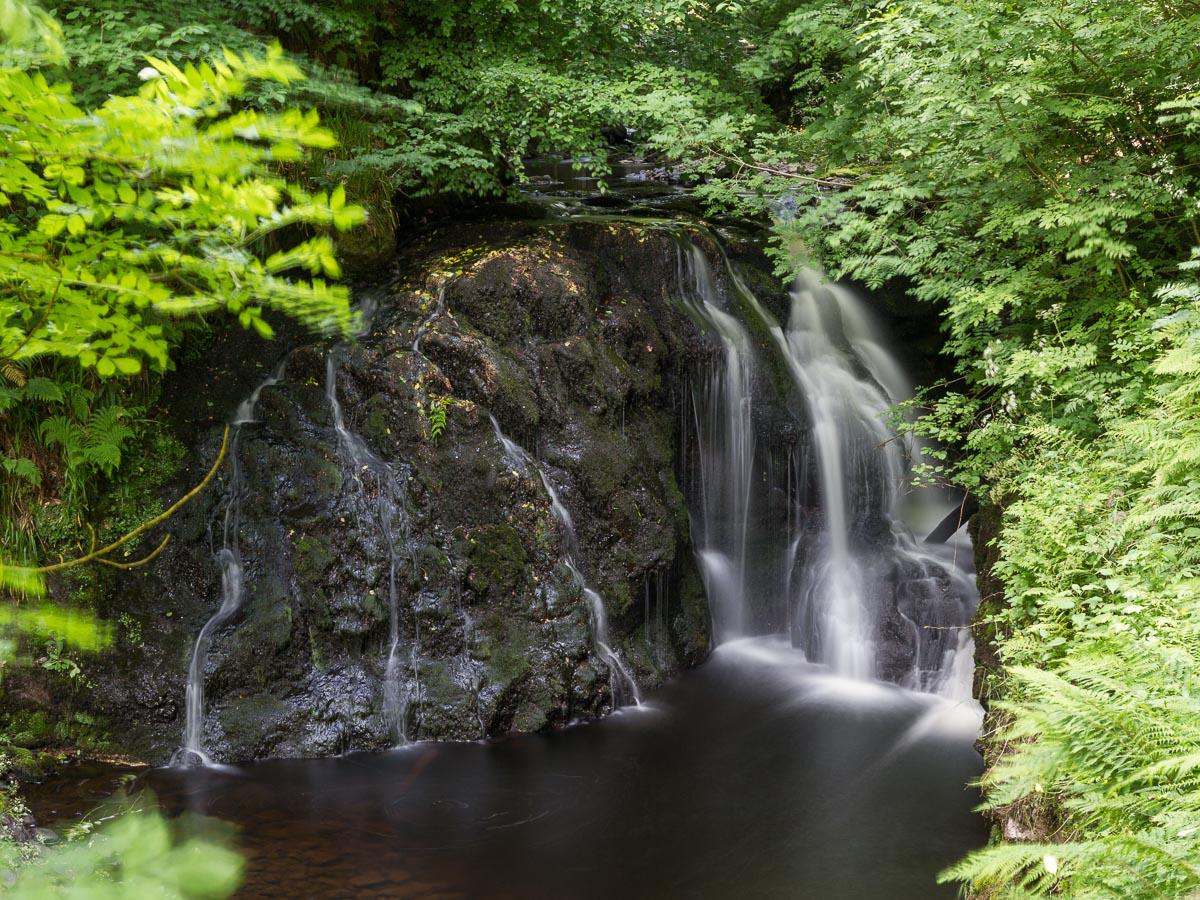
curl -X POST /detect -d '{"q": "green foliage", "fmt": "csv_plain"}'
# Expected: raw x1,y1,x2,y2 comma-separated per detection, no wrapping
372,0,644,190
42,0,414,264
45,1,260,106
44,0,768,199
0,43,360,381
0,0,62,67
427,397,447,442
942,638,1200,897
930,253,1200,895
40,403,133,493
674,0,1200,894
0,602,110,663
1,806,243,898
0,3,364,578
1,371,122,559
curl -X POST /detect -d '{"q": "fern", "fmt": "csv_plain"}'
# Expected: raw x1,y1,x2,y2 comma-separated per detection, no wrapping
949,639,1200,898
80,405,134,473
38,414,80,457
940,841,1068,895
2,456,40,486
427,397,447,442
21,376,63,403
37,401,135,501
1,360,26,386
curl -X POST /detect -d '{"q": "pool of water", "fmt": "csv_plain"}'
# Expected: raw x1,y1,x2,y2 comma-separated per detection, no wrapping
27,638,987,899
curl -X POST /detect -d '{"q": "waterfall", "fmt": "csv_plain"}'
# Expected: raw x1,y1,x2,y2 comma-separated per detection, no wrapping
326,308,415,745
175,289,432,763
677,245,758,643
489,415,641,707
677,238,976,697
770,270,904,681
175,365,284,767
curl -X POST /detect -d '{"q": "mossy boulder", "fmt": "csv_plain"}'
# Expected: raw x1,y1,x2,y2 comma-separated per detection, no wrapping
51,210,804,764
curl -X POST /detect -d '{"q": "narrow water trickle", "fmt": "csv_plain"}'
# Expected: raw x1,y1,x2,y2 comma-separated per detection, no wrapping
489,415,641,707
411,283,447,355
175,293,422,764
676,236,977,697
326,300,416,745
174,365,284,767
643,568,669,651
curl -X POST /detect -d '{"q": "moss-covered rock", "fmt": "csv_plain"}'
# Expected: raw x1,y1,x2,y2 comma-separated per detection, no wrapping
969,501,1007,704
43,209,807,764
465,524,528,600
335,204,397,277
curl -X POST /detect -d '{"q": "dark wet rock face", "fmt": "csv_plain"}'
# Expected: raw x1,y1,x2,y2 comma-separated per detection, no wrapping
70,218,786,763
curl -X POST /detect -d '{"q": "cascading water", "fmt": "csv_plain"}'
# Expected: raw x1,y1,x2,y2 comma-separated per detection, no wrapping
677,237,976,697
677,245,759,644
177,292,419,765
175,365,284,766
103,203,989,898
489,415,641,707
326,300,416,744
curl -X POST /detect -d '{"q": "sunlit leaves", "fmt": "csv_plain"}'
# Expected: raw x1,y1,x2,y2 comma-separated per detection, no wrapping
0,34,362,390
0,807,243,898
0,0,63,66
0,4,364,616
0,601,110,650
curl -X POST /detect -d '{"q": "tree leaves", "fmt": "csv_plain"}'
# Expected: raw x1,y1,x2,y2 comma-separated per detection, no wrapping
0,0,64,65
0,806,243,898
670,1,1200,894
0,38,362,388
0,6,364,600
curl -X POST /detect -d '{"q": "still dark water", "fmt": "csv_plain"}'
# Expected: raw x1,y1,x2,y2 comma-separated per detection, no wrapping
29,639,986,899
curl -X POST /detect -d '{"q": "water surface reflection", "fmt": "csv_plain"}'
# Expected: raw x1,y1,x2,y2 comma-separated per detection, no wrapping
30,639,987,899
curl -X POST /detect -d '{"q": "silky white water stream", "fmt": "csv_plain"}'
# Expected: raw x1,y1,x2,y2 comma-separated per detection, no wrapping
677,238,976,697
325,296,415,744
175,364,284,766
489,415,641,707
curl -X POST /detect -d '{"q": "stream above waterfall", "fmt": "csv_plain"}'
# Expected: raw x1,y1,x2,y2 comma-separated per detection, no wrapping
27,637,986,899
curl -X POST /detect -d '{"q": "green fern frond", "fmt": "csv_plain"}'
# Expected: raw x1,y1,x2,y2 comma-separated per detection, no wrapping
21,376,64,403
2,456,41,486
